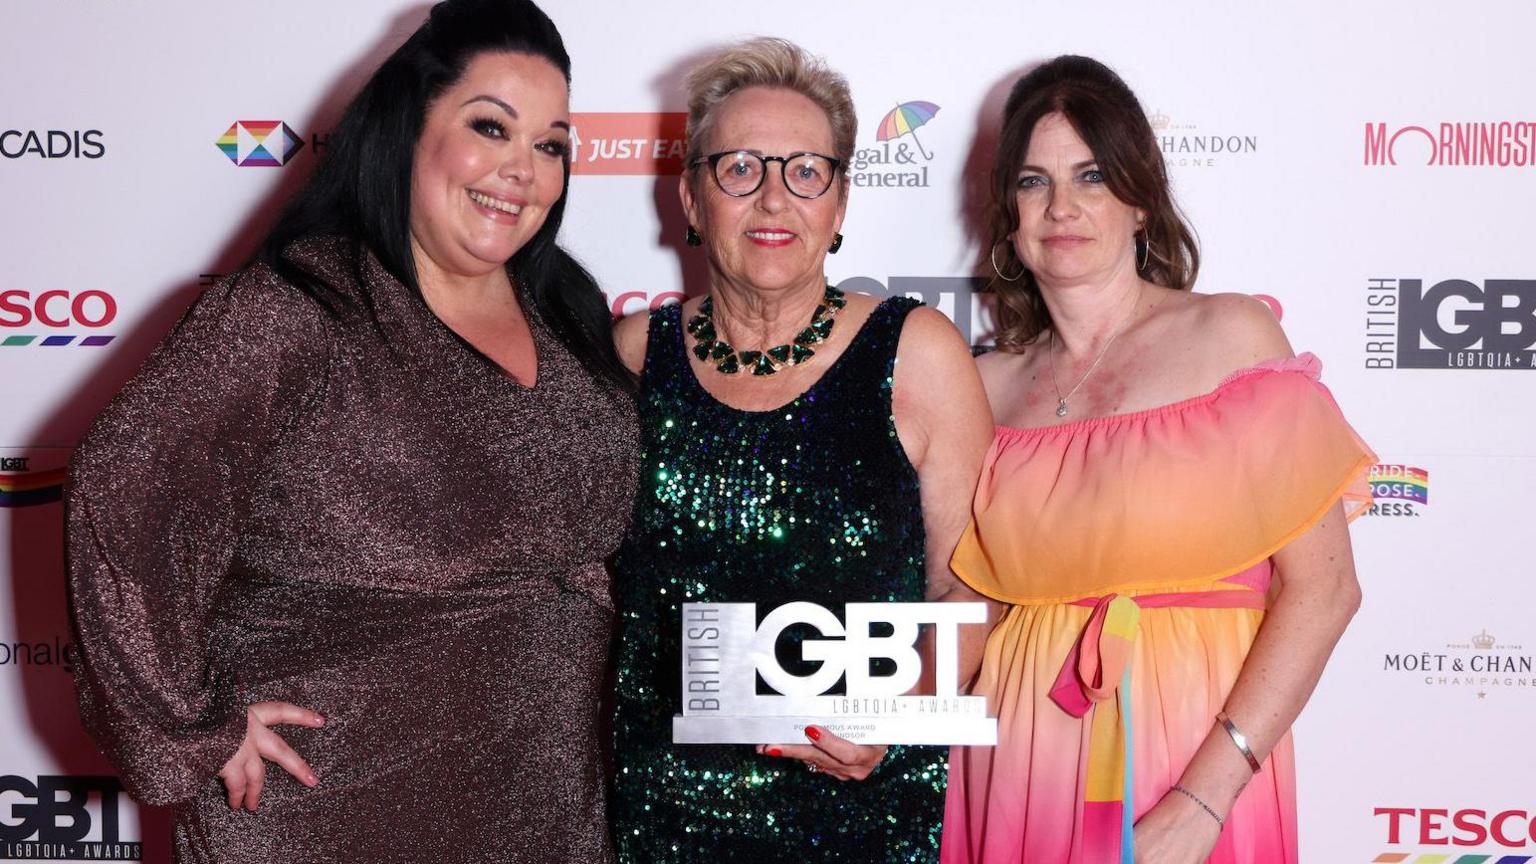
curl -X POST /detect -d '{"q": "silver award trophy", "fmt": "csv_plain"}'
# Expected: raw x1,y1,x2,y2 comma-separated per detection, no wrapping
672,601,997,745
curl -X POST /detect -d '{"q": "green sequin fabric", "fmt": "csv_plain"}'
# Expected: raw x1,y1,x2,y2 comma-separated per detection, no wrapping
610,297,944,862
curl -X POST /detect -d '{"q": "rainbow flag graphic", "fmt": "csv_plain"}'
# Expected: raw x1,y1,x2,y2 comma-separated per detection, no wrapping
0,467,66,507
1368,464,1429,504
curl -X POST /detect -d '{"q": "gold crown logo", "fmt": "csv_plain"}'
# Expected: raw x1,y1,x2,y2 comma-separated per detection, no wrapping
1471,629,1496,650
1148,109,1171,131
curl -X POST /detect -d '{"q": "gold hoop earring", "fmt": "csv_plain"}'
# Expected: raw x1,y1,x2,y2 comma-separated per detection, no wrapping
990,241,1025,282
1137,234,1153,272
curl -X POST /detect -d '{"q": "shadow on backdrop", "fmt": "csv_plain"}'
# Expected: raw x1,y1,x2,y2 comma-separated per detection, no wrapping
648,46,719,305
954,61,1042,351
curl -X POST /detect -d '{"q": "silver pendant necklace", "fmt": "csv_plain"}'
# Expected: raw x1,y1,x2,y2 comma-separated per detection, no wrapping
1047,287,1143,418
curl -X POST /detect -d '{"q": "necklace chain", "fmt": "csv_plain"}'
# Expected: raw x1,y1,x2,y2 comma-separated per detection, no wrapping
686,285,846,376
1047,287,1143,417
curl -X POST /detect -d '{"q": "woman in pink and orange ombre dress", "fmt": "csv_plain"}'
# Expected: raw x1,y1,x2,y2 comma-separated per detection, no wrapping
941,56,1373,864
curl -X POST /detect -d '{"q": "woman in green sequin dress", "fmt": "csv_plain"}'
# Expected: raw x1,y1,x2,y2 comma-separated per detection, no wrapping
608,38,995,862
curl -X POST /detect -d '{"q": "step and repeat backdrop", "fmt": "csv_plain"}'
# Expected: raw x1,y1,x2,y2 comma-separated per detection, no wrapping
3,1,1533,861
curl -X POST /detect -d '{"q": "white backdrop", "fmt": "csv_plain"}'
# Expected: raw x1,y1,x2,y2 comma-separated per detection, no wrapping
3,1,1534,861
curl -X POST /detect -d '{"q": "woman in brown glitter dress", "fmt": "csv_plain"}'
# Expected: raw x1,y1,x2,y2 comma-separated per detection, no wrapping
65,1,636,862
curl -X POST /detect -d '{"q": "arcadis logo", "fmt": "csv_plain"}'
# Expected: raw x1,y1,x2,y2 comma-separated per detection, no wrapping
850,101,941,189
0,775,139,860
1374,806,1536,861
0,129,104,159
217,120,305,167
1363,277,1536,370
0,289,117,348
1367,464,1429,518
1365,121,1536,167
569,113,687,175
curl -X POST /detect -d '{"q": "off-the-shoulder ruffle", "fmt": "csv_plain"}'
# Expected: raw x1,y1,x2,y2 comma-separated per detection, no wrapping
953,353,1375,605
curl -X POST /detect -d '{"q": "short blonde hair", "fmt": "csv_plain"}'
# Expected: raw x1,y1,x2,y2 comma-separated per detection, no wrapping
683,37,857,169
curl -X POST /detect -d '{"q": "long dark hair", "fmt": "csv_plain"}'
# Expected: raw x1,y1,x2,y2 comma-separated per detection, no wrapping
988,55,1199,351
257,0,631,391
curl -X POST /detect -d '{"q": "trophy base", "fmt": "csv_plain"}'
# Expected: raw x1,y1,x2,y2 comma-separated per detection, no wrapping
672,715,997,746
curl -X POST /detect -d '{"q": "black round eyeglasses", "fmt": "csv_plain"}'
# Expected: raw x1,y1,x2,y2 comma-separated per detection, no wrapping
689,150,842,199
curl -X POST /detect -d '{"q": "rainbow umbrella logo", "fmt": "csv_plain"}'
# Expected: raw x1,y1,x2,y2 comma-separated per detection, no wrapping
876,101,941,160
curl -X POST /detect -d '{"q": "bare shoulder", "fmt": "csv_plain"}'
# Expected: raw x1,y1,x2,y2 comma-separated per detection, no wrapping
896,304,969,356
891,305,993,461
974,345,1030,397
1173,291,1294,378
892,306,981,395
613,308,653,375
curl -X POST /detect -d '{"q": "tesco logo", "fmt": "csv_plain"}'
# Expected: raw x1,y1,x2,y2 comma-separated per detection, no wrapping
1377,807,1536,848
0,290,117,328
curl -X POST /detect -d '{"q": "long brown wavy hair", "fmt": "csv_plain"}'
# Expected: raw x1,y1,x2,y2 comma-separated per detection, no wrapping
987,56,1199,351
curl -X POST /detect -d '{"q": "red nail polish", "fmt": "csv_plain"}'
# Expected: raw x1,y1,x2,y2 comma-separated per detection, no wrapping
766,747,782,757
805,726,821,742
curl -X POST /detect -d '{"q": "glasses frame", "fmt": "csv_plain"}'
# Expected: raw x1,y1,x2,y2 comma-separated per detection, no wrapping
690,150,844,200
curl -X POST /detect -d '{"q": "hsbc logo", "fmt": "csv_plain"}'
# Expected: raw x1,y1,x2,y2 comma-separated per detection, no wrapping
216,120,306,167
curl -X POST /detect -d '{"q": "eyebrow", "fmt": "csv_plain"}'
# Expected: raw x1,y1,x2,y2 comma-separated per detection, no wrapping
461,95,570,131
1018,159,1099,173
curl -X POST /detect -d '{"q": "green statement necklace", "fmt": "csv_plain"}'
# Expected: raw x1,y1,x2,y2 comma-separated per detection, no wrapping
686,285,846,375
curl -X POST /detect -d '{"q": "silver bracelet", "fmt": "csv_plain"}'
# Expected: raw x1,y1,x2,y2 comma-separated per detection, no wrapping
1170,784,1224,828
1215,710,1264,774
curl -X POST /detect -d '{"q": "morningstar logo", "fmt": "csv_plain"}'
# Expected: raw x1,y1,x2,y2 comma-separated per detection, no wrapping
1365,121,1536,166
1363,278,1536,369
0,775,139,860
217,120,305,167
0,289,117,348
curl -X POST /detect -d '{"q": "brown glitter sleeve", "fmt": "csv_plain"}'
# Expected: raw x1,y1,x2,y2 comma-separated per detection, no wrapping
66,266,332,805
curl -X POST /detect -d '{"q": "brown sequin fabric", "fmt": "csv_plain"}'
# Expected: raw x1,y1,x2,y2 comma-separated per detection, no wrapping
66,237,638,863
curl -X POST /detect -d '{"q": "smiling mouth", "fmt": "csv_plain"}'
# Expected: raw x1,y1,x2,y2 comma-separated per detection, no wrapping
746,229,795,245
468,190,523,216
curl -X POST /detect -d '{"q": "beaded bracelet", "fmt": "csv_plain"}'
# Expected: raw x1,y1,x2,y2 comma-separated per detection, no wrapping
1170,784,1225,828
